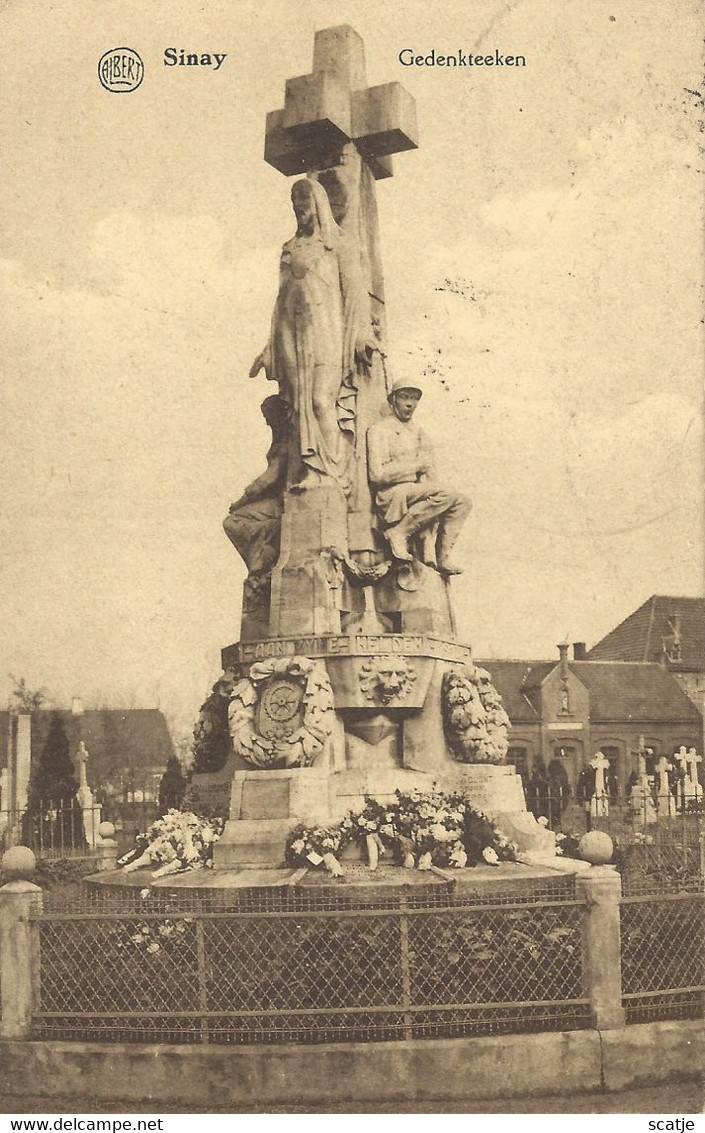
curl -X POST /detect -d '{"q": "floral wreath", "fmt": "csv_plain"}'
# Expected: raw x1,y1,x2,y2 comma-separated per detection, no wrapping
285,789,518,874
228,655,334,769
441,665,510,764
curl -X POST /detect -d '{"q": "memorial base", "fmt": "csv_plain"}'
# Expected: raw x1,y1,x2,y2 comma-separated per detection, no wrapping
214,765,336,869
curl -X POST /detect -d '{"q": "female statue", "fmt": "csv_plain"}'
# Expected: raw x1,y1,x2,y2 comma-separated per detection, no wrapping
250,178,374,492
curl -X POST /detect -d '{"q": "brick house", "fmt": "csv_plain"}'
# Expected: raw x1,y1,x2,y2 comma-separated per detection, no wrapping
480,644,702,793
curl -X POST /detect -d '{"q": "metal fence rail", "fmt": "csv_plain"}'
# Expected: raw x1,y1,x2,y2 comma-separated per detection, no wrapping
1,799,159,861
31,897,590,1044
620,892,705,1024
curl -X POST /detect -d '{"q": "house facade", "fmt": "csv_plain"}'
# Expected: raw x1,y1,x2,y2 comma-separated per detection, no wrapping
481,643,703,793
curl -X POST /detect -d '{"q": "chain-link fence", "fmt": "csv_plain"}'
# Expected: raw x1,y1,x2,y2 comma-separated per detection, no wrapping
31,893,590,1044
527,788,703,895
7,856,701,1046
620,892,705,1024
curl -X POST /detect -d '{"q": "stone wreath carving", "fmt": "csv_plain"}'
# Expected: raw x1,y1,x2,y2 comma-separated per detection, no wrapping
441,665,510,764
359,655,416,706
343,555,391,585
228,656,335,770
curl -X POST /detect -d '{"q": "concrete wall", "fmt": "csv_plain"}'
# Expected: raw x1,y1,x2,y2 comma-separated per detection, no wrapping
0,1021,700,1108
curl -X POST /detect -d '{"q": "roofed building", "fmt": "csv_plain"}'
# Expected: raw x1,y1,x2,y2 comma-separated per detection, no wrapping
586,594,705,714
0,703,175,817
480,643,702,793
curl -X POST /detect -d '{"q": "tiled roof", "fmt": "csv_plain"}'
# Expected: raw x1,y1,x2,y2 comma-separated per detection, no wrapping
476,661,544,722
0,708,175,787
478,658,702,726
569,661,702,723
587,595,705,671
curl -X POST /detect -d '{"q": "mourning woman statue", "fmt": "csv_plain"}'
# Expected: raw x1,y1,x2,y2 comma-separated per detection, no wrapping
250,178,375,492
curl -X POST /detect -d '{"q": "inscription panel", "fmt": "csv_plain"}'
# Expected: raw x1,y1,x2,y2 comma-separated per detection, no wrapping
183,757,235,817
223,633,471,668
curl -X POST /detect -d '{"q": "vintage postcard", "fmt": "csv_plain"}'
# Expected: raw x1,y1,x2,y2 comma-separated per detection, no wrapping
0,0,702,1117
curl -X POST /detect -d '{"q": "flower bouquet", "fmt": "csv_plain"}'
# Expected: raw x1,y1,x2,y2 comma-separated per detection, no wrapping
392,789,467,869
352,796,395,870
286,788,518,877
285,822,353,876
120,917,192,956
118,810,224,877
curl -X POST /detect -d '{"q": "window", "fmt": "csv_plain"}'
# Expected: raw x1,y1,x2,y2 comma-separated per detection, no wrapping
554,745,576,760
507,746,528,781
558,680,571,715
600,745,621,794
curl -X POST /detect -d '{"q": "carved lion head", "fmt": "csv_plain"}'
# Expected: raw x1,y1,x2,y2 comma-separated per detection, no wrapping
359,655,416,706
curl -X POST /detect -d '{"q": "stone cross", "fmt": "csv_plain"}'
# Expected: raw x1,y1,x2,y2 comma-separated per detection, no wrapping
655,754,673,792
634,735,650,778
686,748,702,786
655,754,677,816
76,740,89,792
265,25,417,183
675,745,689,775
261,25,420,559
264,24,417,318
589,751,610,795
75,741,99,849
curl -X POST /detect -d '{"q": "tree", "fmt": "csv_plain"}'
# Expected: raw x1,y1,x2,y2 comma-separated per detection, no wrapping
8,675,51,712
158,754,186,815
190,676,235,774
22,712,85,851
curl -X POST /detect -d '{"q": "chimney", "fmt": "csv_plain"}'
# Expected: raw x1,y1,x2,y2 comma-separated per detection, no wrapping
71,697,84,717
573,642,587,661
557,643,569,677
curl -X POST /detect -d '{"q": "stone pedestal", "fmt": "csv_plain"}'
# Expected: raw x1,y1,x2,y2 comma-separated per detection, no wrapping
214,766,337,868
77,784,99,850
215,632,559,865
372,560,455,637
269,485,349,637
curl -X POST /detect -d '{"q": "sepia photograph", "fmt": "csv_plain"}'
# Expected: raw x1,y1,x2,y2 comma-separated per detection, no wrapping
0,0,702,1118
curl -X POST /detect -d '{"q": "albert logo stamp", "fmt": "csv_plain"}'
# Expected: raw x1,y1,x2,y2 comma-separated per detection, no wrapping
98,47,144,93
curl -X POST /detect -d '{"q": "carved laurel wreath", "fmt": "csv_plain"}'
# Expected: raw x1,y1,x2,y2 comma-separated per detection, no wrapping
441,665,510,765
228,656,334,770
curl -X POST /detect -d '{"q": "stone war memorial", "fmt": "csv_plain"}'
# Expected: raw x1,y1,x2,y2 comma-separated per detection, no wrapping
184,23,558,876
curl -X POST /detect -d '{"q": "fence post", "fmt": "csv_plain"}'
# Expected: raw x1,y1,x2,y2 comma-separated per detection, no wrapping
96,821,118,872
0,847,43,1040
575,863,626,1030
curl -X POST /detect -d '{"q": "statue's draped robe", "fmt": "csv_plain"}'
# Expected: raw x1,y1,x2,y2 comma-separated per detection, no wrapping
267,196,368,491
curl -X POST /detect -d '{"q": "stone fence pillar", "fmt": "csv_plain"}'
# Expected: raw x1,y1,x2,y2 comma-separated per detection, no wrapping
0,847,43,1040
95,821,118,872
575,864,626,1030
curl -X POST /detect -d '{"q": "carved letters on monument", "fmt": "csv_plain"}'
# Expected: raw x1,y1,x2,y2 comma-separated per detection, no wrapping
227,633,473,666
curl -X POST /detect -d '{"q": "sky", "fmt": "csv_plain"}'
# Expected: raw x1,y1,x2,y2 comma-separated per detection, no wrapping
0,0,702,741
